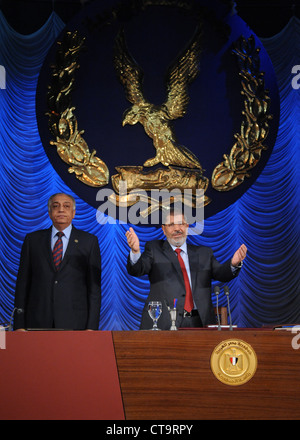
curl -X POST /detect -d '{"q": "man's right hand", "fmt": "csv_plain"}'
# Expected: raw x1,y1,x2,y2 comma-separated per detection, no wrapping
125,227,140,253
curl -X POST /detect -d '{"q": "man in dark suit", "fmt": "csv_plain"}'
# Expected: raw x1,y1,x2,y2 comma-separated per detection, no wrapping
14,193,101,330
126,209,247,329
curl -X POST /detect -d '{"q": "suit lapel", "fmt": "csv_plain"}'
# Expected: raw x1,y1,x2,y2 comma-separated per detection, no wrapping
162,241,198,291
162,240,185,285
45,227,56,271
59,226,78,271
187,244,198,290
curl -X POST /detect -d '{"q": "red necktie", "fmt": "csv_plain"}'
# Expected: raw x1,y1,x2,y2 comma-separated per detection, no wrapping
53,232,64,270
175,248,193,313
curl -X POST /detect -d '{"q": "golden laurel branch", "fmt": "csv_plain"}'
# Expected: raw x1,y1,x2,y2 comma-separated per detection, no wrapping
211,36,273,191
46,31,109,187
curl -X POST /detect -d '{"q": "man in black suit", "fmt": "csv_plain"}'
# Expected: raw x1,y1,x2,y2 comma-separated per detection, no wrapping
14,193,101,330
126,209,247,329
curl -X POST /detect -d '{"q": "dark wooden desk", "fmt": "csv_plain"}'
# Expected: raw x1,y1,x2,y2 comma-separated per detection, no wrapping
112,329,300,420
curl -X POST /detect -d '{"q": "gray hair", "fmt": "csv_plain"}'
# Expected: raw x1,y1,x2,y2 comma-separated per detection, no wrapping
48,193,76,212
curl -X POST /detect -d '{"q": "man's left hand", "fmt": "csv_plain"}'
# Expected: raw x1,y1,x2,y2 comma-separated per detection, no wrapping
231,244,247,267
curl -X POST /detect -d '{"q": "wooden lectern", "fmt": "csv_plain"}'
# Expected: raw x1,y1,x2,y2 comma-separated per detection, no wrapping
1,329,300,419
113,329,300,420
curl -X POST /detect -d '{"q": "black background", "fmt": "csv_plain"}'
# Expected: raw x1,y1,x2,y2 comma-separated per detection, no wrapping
1,0,299,37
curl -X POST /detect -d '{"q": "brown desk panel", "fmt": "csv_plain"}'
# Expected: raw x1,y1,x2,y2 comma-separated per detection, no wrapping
112,329,300,420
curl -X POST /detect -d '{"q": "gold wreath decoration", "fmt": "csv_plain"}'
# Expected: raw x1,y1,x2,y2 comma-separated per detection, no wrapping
45,28,273,204
46,31,109,187
211,35,273,191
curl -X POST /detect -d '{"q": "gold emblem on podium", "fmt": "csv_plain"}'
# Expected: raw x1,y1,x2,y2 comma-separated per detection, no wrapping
210,339,257,386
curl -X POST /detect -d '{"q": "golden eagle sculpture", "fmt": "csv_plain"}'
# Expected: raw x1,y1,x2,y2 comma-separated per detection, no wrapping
114,26,204,170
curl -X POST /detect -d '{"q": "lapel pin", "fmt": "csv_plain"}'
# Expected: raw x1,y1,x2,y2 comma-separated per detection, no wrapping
74,239,78,243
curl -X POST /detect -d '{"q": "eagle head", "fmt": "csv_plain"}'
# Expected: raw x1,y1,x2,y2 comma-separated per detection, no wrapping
122,105,141,126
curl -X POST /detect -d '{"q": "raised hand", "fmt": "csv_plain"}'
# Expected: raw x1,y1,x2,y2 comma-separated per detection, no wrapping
125,227,140,254
231,244,247,267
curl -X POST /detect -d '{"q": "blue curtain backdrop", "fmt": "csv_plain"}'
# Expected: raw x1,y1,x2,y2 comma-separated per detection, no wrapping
0,10,299,329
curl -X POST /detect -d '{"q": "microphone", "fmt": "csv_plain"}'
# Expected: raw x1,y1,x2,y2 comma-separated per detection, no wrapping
214,285,221,331
224,285,233,331
8,307,24,331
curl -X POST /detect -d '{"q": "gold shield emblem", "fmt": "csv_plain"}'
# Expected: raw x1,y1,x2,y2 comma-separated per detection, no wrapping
210,339,257,386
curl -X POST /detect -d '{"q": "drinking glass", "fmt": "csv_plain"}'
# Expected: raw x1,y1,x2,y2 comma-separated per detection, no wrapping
148,301,162,330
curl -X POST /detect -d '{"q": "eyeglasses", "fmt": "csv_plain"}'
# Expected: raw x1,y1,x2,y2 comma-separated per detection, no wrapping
164,222,188,228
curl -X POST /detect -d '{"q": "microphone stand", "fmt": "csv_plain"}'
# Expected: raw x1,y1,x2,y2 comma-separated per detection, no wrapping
214,285,221,331
8,307,24,331
224,286,233,331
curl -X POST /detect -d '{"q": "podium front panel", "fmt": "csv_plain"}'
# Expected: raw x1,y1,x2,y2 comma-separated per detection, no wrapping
0,331,124,420
112,329,300,420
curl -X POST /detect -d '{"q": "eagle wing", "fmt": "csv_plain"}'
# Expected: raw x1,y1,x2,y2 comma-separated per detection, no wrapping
163,25,203,120
114,30,146,106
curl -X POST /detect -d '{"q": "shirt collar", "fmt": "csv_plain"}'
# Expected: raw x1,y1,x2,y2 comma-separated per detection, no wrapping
52,224,72,240
169,241,188,254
